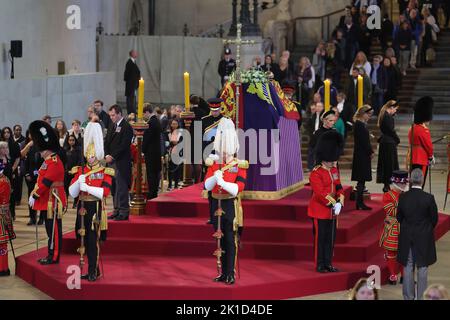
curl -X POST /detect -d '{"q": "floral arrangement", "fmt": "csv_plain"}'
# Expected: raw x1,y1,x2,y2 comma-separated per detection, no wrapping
229,69,269,84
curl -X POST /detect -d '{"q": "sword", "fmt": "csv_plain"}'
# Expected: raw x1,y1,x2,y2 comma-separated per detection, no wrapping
35,211,40,258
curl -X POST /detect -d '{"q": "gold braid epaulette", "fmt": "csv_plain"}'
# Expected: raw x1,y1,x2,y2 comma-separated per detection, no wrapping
104,167,115,177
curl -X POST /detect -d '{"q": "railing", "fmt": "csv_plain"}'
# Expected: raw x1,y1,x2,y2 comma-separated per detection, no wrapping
292,8,345,47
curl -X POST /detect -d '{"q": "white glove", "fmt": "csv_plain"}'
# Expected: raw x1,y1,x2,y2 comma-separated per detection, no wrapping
80,182,88,192
69,180,81,198
85,185,104,199
333,202,342,216
78,174,86,184
224,76,229,81
214,170,223,181
28,195,35,208
430,156,436,165
208,154,220,161
218,181,239,197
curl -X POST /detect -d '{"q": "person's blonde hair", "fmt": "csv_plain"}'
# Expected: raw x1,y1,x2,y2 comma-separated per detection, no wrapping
353,105,373,122
0,141,9,157
377,100,398,127
424,284,449,300
348,278,379,300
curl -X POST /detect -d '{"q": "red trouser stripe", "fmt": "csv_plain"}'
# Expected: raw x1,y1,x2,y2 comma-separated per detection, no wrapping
0,243,8,271
53,220,59,262
313,219,318,268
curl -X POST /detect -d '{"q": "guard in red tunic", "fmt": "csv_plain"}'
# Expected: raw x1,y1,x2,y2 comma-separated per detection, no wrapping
379,170,408,285
408,96,434,187
0,162,16,276
69,122,114,282
204,117,247,285
28,120,67,265
308,130,344,273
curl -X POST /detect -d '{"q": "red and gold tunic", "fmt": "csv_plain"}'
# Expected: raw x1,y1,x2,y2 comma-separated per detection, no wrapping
0,174,15,244
204,159,248,230
70,164,114,234
408,123,433,166
307,165,345,220
379,190,401,251
31,153,67,216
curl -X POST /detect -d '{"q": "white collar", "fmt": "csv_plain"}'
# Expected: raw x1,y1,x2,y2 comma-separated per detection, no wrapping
411,186,422,190
116,117,124,127
130,57,136,64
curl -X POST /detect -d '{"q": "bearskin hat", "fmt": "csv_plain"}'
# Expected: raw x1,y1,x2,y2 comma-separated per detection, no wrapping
414,96,433,124
28,120,59,152
315,130,343,163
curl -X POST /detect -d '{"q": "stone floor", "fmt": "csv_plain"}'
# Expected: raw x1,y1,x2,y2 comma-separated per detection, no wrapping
0,169,449,300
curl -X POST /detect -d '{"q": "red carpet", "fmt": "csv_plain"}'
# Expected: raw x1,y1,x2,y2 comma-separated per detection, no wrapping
16,184,450,300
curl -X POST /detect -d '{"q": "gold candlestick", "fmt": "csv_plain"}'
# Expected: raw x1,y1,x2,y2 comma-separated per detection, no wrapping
130,120,149,215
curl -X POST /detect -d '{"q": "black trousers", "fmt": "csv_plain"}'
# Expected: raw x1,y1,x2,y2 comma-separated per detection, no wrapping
13,171,23,205
312,218,337,268
168,160,182,189
25,178,37,222
211,198,236,277
42,211,63,262
146,158,161,200
76,201,103,275
126,94,136,115
411,164,429,189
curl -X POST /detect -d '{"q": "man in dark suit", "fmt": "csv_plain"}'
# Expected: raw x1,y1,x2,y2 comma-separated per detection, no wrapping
105,105,134,221
397,168,438,300
142,105,162,200
124,50,141,115
93,100,111,131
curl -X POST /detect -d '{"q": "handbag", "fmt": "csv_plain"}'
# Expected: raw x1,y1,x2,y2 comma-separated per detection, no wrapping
426,47,436,63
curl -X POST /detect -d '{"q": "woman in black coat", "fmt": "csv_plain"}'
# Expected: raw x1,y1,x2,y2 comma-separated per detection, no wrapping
351,105,374,210
376,101,400,192
1,127,20,220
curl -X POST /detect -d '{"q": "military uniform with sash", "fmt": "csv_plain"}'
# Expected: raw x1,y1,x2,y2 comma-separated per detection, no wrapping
0,163,15,276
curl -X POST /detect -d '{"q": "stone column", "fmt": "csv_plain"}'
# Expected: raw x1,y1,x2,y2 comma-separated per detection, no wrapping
229,0,238,36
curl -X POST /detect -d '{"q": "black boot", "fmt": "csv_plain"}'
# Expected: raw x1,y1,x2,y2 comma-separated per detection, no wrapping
213,274,226,282
382,184,390,193
356,185,372,210
0,269,11,277
225,274,235,285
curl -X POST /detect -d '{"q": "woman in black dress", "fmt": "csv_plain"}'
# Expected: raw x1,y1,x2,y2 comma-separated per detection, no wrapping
22,131,44,225
351,105,375,210
1,127,20,220
376,101,400,192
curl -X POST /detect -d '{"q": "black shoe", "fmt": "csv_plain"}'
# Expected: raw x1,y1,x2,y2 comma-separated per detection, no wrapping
27,220,36,226
114,215,129,221
108,212,119,220
206,219,212,225
39,257,59,265
0,269,11,277
81,269,101,280
81,273,89,280
325,265,339,272
316,266,329,273
37,219,44,225
356,203,372,210
88,273,97,282
214,274,226,282
225,275,235,285
400,277,403,284
382,187,390,193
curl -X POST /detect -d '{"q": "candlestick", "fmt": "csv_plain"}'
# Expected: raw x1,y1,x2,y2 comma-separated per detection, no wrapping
184,72,190,112
137,78,145,120
358,75,363,109
324,79,331,112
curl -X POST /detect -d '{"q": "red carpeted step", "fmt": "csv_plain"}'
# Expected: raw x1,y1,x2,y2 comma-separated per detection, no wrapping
146,184,354,220
105,209,385,244
15,253,390,300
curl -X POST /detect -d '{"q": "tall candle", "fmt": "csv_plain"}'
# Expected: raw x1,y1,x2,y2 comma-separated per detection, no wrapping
324,79,331,112
184,72,190,112
137,78,145,120
358,75,363,109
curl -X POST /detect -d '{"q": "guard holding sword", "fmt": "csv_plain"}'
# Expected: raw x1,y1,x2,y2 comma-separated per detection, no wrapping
28,120,67,265
308,130,344,273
